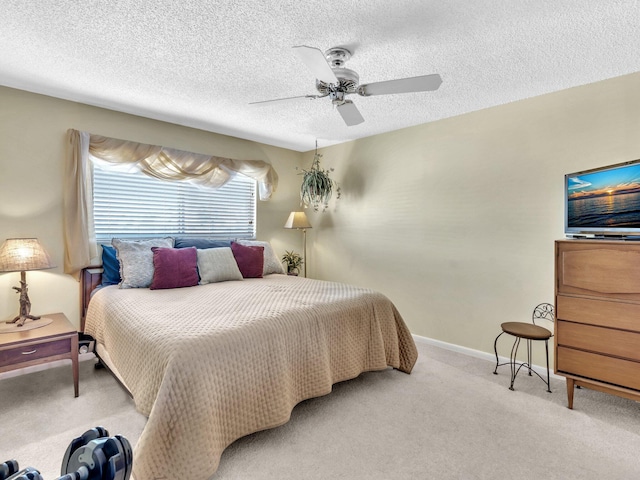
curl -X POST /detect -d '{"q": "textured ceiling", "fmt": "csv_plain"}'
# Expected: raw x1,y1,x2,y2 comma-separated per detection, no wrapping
2,1,639,152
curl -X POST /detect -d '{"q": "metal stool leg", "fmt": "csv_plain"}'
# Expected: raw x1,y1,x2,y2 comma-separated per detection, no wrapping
493,332,504,375
527,339,533,376
545,339,551,393
509,336,521,391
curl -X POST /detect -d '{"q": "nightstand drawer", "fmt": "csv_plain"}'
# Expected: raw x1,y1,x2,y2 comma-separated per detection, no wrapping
0,338,71,367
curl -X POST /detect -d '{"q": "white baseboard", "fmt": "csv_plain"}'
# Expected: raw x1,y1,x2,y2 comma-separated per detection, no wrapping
412,333,564,381
0,352,95,381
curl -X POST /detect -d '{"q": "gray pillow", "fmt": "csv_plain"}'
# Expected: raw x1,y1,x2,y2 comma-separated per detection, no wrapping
235,240,285,275
112,237,174,288
197,247,243,284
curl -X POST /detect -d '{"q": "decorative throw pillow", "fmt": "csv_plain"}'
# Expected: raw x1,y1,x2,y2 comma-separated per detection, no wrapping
112,237,174,289
231,242,264,278
150,247,199,290
100,244,121,286
235,240,285,275
197,247,243,284
174,237,232,249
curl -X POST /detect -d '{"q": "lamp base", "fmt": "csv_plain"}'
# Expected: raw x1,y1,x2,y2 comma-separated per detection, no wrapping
9,274,38,327
0,316,53,333
6,314,41,327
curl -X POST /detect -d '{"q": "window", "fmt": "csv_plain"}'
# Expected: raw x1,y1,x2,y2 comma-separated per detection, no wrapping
93,163,256,241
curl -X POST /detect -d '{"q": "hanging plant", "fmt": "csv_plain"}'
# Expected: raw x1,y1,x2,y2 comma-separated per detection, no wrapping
299,142,340,212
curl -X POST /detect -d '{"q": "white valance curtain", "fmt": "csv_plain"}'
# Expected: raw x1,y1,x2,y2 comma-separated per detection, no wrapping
63,129,278,278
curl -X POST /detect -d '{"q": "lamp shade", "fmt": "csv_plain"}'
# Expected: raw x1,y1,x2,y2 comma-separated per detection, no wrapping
283,211,312,229
0,238,55,272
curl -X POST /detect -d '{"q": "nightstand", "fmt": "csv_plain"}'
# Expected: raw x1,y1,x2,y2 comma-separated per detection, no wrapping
0,313,79,397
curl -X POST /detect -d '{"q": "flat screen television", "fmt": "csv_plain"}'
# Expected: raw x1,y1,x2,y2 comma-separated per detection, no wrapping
565,159,640,237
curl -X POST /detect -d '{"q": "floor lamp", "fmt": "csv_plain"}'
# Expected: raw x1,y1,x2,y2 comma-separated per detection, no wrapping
284,211,312,277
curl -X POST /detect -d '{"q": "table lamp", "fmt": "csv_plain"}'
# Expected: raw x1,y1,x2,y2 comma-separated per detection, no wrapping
284,211,312,277
0,238,55,327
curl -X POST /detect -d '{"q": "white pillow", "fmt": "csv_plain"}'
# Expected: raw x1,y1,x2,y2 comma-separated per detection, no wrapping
197,247,243,284
235,240,285,275
112,237,174,289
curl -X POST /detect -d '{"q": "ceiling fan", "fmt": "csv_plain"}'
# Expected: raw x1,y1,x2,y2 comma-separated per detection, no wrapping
250,45,442,126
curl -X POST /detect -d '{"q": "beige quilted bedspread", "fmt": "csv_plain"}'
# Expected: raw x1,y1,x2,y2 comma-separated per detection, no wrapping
84,275,418,480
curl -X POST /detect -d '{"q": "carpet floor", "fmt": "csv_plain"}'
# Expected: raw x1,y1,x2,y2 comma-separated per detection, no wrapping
1,341,639,479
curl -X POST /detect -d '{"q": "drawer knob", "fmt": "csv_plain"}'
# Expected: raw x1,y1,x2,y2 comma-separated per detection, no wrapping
21,349,37,355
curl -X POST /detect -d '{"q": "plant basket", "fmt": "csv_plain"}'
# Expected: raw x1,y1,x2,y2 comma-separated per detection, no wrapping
300,150,340,212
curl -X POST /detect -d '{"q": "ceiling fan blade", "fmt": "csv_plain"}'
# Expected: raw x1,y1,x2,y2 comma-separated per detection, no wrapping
336,100,364,126
293,45,338,84
358,74,442,96
249,94,319,105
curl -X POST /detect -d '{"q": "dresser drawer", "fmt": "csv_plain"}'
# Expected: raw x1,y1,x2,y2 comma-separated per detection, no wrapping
557,346,640,391
557,244,640,299
557,296,640,332
557,321,640,362
0,338,71,367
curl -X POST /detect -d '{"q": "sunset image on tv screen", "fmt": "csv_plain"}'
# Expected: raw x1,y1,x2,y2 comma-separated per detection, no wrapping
567,163,640,229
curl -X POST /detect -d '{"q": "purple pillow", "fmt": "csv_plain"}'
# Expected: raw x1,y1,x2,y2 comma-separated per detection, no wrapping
150,246,199,290
231,242,264,278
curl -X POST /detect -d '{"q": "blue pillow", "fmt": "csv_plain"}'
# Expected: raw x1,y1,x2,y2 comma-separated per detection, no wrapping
174,237,232,249
101,244,121,286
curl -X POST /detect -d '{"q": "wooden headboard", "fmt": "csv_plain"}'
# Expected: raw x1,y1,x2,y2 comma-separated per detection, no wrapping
80,266,103,332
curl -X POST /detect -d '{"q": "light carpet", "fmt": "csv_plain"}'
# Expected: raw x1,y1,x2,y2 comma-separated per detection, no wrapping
1,342,639,479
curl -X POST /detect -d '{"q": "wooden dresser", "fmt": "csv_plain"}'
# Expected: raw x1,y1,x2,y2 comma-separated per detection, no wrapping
555,239,640,409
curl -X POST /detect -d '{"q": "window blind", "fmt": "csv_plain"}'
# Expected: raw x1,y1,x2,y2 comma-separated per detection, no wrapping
93,164,256,241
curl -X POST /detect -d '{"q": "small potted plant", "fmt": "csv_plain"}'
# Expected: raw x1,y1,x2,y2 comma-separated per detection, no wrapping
281,251,303,276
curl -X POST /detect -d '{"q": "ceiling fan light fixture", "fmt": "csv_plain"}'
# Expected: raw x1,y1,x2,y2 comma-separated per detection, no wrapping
330,91,346,105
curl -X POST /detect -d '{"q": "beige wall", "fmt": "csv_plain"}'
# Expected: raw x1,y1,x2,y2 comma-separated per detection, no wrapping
304,72,640,362
0,86,303,328
2,72,640,366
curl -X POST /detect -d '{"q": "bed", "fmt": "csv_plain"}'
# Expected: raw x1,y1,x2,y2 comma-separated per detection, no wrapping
81,262,418,480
